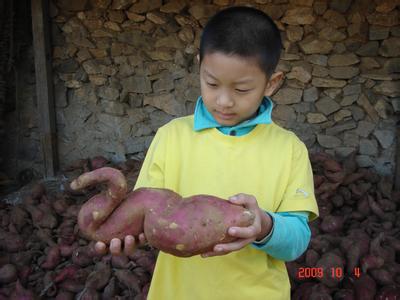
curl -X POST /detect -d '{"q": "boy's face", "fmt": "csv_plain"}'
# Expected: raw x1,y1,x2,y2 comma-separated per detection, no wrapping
199,52,282,127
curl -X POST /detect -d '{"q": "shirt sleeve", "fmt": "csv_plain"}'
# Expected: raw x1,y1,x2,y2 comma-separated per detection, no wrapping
276,140,319,221
251,211,311,261
134,127,167,190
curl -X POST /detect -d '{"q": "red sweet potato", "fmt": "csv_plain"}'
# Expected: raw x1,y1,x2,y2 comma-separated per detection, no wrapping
10,206,29,231
63,204,81,219
114,269,141,294
72,246,94,267
305,249,320,267
55,290,74,300
132,267,151,286
59,279,85,293
375,285,400,300
1,231,25,252
353,274,376,300
309,283,332,300
311,235,332,253
54,265,80,283
25,203,58,229
342,172,365,185
71,167,255,257
315,251,344,287
52,197,72,216
10,250,34,268
361,255,385,273
10,280,36,300
292,282,316,300
76,288,100,300
18,265,32,286
347,229,370,257
142,282,150,295
333,289,355,300
130,249,156,273
57,219,77,245
90,156,109,170
59,242,79,257
41,246,61,270
386,236,400,251
35,227,56,247
369,268,394,285
84,262,111,290
370,233,396,262
346,243,361,274
368,195,385,219
320,215,345,233
0,264,17,284
357,196,371,216
111,254,131,269
42,271,57,298
101,276,118,300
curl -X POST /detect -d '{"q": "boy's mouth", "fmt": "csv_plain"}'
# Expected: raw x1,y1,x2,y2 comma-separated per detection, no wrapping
216,111,236,120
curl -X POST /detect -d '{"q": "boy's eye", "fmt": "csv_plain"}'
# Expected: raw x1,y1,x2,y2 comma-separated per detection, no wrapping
236,88,251,93
206,82,217,87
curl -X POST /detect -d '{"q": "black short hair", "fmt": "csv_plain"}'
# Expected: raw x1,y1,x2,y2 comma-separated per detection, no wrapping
199,6,282,78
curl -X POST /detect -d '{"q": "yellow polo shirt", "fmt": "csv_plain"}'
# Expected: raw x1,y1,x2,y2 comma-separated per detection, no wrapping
134,115,318,300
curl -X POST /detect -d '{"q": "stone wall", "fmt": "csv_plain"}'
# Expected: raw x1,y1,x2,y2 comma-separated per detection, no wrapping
49,0,399,175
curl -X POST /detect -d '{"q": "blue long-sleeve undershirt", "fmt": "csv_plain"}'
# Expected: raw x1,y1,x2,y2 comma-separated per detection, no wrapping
251,211,311,261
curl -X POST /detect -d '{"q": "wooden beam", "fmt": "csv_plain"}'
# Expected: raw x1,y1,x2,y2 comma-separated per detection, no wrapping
395,120,400,191
31,0,58,178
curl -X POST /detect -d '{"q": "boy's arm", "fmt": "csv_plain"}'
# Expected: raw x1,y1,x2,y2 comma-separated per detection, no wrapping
251,211,311,261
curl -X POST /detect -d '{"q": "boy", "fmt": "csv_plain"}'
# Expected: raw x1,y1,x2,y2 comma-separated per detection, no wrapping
96,6,319,299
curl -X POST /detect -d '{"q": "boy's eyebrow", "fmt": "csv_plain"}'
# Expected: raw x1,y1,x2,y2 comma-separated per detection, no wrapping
203,69,254,84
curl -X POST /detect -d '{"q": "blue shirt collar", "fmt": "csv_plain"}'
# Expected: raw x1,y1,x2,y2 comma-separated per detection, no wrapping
193,96,273,136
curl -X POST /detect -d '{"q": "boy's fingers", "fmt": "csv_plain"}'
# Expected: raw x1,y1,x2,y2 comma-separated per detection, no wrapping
95,241,107,255
201,250,227,258
201,238,253,258
123,235,136,256
201,243,229,258
229,193,247,203
229,194,257,208
214,238,253,253
201,245,229,258
110,238,122,255
138,233,147,246
228,226,259,239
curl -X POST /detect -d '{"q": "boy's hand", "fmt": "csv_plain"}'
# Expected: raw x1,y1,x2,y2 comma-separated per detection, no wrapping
95,233,147,256
201,193,272,258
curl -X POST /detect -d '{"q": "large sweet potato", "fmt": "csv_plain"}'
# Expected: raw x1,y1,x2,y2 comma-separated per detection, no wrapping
71,167,255,257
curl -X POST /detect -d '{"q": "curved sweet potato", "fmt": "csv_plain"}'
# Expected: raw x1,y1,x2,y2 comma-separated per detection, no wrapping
71,167,255,257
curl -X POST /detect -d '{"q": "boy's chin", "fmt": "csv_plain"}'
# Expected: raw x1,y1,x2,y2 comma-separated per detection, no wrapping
216,118,240,127
211,112,240,126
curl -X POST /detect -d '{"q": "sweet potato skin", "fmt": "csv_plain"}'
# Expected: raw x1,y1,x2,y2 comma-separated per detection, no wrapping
143,192,255,256
72,167,255,257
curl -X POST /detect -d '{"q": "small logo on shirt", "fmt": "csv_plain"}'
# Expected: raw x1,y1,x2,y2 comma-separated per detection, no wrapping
296,188,309,197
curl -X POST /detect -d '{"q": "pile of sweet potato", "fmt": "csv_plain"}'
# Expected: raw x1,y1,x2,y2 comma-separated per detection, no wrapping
0,153,399,299
0,157,156,299
287,152,400,299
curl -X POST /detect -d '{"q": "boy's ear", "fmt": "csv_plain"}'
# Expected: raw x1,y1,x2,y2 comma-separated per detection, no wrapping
264,71,284,97
196,54,200,63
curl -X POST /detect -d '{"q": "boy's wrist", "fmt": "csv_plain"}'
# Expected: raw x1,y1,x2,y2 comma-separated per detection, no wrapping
256,211,273,241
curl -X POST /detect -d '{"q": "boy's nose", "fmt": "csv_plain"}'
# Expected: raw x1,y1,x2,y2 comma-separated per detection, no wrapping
216,92,234,108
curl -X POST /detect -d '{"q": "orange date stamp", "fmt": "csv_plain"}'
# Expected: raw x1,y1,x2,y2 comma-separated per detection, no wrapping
297,267,361,279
